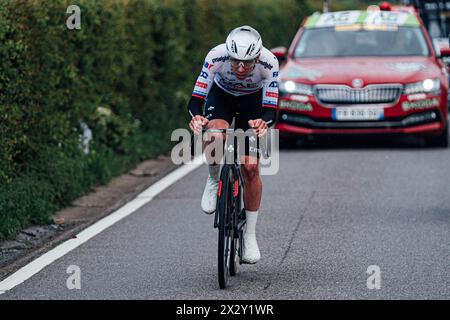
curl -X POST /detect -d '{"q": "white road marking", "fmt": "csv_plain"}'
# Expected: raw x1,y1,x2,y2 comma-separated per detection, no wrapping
0,156,203,295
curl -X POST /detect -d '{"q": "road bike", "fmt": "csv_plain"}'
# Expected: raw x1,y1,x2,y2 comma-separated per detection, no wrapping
192,128,270,289
212,129,246,289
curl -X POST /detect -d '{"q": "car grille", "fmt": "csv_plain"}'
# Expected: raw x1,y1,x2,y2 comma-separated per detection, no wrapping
315,84,403,105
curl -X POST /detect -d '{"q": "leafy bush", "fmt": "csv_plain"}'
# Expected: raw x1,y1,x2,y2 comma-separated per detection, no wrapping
0,0,311,240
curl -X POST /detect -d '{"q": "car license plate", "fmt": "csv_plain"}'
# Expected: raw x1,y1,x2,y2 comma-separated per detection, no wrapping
332,107,384,121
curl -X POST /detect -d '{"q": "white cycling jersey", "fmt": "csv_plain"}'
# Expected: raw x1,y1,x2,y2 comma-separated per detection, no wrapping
191,44,279,110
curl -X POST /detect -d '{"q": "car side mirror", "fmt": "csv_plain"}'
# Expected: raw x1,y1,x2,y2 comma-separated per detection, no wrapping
441,47,450,58
433,39,442,58
440,48,450,71
270,46,288,65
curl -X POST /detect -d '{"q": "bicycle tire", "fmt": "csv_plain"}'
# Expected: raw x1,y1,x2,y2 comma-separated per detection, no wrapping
229,171,241,276
217,166,232,289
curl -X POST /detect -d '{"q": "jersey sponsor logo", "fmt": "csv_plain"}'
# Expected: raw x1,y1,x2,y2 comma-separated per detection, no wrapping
269,81,278,88
204,61,214,70
266,92,278,98
273,71,279,77
258,60,273,70
217,74,260,89
212,55,230,63
199,71,208,79
195,81,208,89
219,77,260,89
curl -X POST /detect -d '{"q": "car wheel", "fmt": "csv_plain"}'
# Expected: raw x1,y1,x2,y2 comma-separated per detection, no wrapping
279,137,299,149
425,125,449,148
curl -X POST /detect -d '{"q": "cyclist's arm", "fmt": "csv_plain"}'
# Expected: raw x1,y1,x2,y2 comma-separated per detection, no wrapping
261,54,280,127
187,45,225,118
261,102,276,127
187,96,204,118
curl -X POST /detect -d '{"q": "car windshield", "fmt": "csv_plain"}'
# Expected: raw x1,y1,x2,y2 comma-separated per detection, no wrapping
294,26,430,58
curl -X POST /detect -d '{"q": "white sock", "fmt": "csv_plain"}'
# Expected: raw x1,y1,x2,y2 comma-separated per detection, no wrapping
245,210,258,235
208,164,220,182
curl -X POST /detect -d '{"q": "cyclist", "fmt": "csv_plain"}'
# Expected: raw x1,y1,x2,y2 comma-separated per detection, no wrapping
188,26,279,264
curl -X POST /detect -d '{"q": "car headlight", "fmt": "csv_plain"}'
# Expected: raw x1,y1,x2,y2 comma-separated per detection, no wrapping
279,80,313,95
404,78,440,95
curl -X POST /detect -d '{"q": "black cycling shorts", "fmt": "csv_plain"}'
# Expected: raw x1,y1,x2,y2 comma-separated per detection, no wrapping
204,82,263,129
203,83,263,158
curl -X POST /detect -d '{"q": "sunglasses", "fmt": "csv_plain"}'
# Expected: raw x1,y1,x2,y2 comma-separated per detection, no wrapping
230,58,257,69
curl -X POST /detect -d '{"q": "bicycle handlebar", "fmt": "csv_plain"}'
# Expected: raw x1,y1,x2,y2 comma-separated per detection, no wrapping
191,128,272,159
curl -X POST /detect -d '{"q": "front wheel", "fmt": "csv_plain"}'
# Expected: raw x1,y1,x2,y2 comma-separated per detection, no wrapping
425,125,449,148
229,177,243,276
217,167,232,289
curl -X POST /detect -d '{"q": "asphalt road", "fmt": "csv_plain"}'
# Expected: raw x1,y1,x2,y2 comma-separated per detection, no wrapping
1,136,450,300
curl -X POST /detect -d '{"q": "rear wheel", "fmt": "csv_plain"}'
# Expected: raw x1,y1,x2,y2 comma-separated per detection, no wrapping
229,185,240,276
229,230,238,276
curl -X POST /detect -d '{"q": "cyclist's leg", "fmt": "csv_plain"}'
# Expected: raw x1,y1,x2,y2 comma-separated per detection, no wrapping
234,89,263,211
203,83,234,163
201,83,233,214
240,156,261,264
234,90,263,263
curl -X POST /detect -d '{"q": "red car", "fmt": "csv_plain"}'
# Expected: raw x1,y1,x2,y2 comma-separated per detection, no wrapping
273,8,449,146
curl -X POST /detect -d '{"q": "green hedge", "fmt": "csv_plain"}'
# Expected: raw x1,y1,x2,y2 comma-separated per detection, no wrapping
0,0,311,240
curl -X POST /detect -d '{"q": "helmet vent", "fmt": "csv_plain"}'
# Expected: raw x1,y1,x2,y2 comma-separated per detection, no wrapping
246,44,255,57
231,40,237,53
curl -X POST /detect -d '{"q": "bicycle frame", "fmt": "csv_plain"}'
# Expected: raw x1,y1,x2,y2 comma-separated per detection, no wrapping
207,129,247,288
200,128,269,288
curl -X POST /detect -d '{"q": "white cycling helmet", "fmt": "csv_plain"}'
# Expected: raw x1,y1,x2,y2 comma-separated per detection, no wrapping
225,25,262,60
